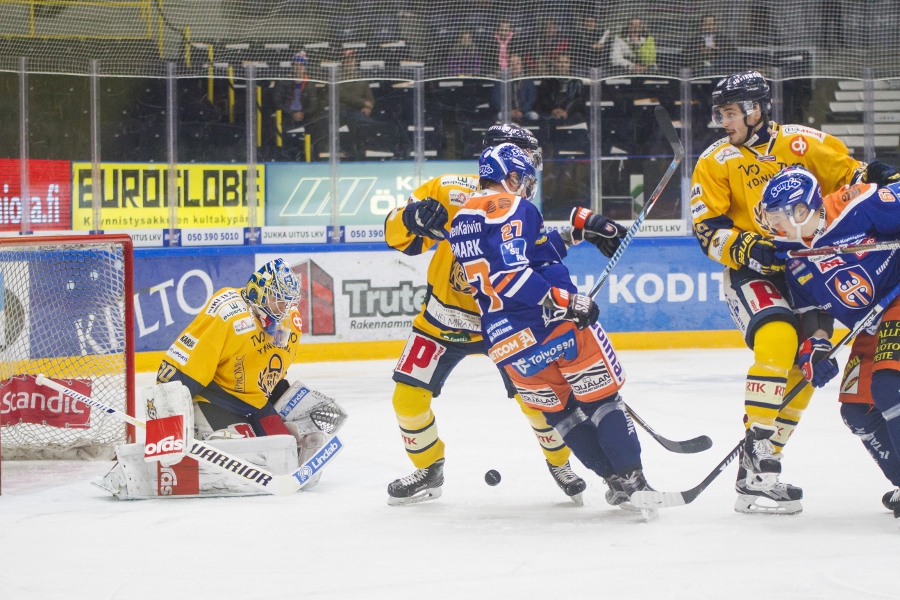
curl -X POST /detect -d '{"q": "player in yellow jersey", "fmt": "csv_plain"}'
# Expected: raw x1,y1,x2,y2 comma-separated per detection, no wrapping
384,124,628,506
156,258,305,439
691,71,899,513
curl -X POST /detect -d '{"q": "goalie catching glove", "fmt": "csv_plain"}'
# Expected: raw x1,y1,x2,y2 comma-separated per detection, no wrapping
799,337,839,388
542,287,599,330
402,197,448,240
570,207,627,258
730,231,784,275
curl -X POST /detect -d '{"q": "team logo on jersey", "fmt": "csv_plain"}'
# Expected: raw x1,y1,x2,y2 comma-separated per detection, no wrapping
827,266,874,309
714,146,742,164
257,354,285,398
500,239,528,267
448,190,468,206
449,260,474,295
233,316,255,335
789,136,809,156
753,203,779,237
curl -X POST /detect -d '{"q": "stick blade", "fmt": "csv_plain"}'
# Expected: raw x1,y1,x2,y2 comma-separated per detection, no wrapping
630,490,687,509
660,435,713,454
653,105,685,161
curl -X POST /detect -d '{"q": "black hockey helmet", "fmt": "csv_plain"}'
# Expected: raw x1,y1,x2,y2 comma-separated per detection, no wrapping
482,123,542,170
711,71,771,118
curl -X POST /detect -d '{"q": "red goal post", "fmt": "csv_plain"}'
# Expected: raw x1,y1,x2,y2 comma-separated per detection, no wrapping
0,235,135,478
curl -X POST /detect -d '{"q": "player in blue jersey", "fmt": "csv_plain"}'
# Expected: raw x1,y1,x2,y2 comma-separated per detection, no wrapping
760,166,900,518
449,143,656,516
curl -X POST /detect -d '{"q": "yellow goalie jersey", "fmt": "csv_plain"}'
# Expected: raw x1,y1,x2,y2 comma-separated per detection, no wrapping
156,287,303,411
691,122,862,269
385,174,482,343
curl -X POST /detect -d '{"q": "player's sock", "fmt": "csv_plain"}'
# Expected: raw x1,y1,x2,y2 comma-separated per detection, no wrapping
392,382,444,468
772,365,813,451
515,394,572,467
542,404,615,480
585,395,642,476
840,401,900,490
745,320,797,431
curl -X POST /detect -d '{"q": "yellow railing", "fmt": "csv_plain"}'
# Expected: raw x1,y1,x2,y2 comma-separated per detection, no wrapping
0,0,154,41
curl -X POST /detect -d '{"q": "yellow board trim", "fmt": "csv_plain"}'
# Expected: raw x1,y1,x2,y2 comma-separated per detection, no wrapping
135,329,852,372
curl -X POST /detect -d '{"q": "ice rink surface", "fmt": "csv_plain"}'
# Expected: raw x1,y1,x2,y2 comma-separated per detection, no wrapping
2,348,899,600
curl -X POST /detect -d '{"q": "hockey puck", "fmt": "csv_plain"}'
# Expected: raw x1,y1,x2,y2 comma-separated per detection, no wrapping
484,469,501,486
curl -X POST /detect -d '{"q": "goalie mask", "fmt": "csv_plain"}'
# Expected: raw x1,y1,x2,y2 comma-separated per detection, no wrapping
478,143,538,200
760,166,824,241
244,258,302,343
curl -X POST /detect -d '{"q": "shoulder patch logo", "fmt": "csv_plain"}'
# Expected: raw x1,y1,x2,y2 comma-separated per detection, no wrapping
714,145,742,164
789,135,809,156
177,333,198,350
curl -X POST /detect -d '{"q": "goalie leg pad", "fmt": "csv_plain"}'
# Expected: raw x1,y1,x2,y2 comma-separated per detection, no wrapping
142,382,194,466
100,436,300,499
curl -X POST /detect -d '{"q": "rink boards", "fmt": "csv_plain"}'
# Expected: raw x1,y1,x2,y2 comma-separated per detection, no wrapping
130,237,749,370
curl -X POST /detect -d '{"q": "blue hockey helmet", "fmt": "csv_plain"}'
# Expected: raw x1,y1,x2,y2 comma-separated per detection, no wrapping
478,142,537,200
244,258,302,336
760,166,823,241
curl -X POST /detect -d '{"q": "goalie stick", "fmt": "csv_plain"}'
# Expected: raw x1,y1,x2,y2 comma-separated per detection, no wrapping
625,404,712,454
784,239,900,259
35,375,342,497
629,281,900,510
589,105,685,299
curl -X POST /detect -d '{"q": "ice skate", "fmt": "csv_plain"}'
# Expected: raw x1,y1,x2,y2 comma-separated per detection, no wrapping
619,469,658,521
740,424,781,490
604,474,640,512
547,460,586,506
734,462,803,515
882,488,900,518
387,459,444,506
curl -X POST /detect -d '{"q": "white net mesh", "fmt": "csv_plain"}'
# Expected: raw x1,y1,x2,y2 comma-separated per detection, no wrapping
0,237,131,460
0,0,896,79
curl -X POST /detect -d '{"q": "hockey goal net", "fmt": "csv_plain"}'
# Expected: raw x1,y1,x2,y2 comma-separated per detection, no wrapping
0,234,134,461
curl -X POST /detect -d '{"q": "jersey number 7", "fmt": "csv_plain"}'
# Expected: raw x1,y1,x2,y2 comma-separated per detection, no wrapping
464,259,503,312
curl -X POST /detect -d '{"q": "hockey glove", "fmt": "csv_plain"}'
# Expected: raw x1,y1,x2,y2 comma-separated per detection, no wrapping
864,160,900,188
542,287,599,330
729,231,784,275
570,207,628,258
402,197,448,240
799,337,839,388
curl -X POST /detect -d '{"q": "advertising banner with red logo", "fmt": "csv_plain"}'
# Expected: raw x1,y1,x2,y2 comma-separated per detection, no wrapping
0,159,71,231
0,375,92,428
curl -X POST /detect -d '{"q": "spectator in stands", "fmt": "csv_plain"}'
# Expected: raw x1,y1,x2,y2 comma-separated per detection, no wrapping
274,52,320,131
484,18,519,77
273,52,324,160
537,54,586,124
572,14,611,75
448,31,482,77
690,15,736,73
338,49,375,123
338,48,376,160
610,17,656,74
532,18,570,73
491,54,538,124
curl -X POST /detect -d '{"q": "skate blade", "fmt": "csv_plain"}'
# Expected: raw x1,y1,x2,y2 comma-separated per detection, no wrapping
568,492,584,506
387,487,442,506
734,493,802,515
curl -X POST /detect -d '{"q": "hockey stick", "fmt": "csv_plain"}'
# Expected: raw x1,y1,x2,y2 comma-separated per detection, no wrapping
625,404,712,454
784,239,900,258
588,105,685,299
35,375,341,496
629,281,900,510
